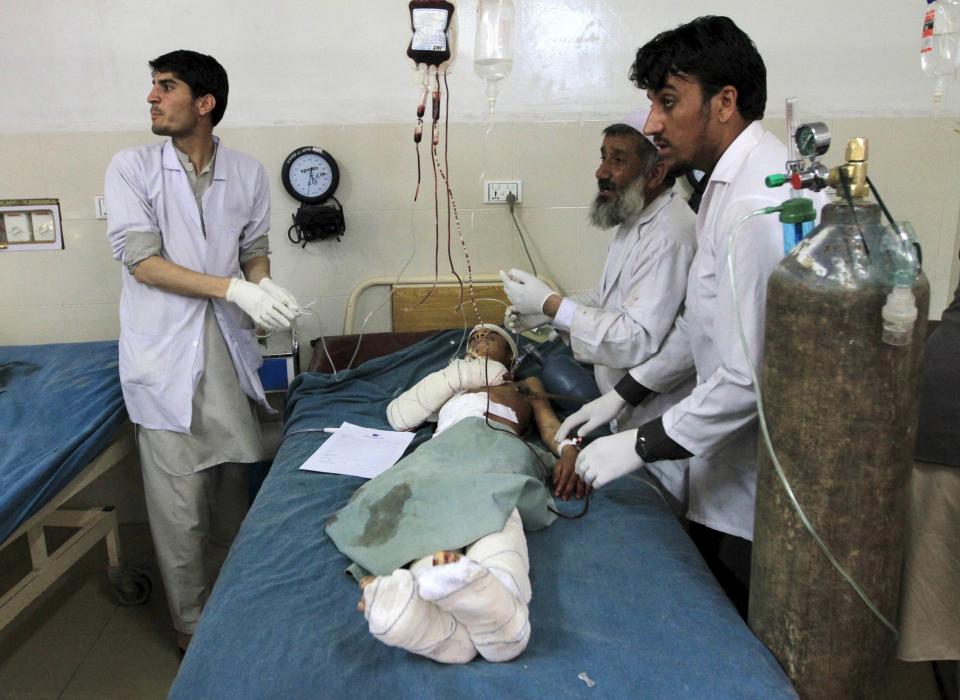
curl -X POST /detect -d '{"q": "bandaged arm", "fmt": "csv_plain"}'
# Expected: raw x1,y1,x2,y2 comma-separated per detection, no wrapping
387,358,509,431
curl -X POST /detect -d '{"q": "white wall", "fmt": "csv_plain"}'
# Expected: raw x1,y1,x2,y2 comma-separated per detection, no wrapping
0,0,952,132
1,0,958,355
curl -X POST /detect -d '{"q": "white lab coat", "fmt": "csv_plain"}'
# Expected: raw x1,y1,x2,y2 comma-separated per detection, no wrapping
556,190,697,502
105,137,271,433
628,122,828,540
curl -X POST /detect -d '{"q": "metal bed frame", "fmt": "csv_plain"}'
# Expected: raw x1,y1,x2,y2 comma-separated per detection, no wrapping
0,423,149,630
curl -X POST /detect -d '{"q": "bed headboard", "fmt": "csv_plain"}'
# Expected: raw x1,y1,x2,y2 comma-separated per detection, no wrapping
343,274,556,334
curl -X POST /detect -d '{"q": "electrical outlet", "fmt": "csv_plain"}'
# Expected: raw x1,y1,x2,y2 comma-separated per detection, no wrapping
95,196,107,219
484,180,522,204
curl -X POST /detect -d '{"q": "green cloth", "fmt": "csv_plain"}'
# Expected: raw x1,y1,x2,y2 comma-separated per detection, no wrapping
326,417,557,578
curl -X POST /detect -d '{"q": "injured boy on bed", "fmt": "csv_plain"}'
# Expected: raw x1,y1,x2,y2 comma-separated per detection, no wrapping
325,323,588,664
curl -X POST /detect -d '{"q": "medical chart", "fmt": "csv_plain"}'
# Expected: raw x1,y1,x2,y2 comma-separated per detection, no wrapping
299,422,415,479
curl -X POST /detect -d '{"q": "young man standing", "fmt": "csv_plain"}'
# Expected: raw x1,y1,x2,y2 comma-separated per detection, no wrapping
561,17,826,615
105,50,298,651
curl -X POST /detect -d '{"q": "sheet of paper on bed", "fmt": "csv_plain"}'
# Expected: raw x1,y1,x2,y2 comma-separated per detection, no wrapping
298,422,416,479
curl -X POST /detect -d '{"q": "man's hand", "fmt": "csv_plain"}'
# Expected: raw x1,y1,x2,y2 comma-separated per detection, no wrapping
575,430,644,489
555,390,627,441
258,278,300,310
226,278,297,331
500,269,558,316
504,305,550,333
553,446,591,501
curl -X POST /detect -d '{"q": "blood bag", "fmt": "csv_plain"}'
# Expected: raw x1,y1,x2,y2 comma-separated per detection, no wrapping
407,1,456,68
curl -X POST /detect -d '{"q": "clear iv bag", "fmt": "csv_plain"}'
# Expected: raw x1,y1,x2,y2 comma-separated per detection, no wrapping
474,0,515,115
921,0,960,114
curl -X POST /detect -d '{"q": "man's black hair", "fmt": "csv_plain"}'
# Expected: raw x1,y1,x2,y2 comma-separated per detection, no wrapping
602,123,674,188
629,16,766,121
149,50,229,126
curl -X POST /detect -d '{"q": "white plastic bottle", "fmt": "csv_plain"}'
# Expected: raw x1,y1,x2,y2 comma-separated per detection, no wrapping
474,0,515,115
921,0,960,114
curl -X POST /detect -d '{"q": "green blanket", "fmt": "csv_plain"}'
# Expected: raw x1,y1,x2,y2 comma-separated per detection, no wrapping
326,417,557,577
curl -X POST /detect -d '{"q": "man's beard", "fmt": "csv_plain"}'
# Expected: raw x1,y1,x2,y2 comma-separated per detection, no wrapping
589,176,647,229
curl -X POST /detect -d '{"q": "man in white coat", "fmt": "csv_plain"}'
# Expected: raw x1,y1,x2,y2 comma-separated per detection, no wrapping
559,16,827,617
500,113,696,507
105,50,299,652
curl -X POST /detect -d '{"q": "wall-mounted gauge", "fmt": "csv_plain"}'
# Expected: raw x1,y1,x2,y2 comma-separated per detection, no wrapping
281,147,340,204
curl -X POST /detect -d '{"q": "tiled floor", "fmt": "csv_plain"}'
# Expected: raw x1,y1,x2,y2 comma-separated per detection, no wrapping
0,520,949,699
0,524,180,699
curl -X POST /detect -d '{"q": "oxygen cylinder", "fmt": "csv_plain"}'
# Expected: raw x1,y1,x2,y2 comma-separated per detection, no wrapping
749,167,929,697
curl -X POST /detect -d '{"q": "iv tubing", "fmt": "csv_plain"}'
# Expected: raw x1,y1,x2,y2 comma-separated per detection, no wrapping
726,207,899,636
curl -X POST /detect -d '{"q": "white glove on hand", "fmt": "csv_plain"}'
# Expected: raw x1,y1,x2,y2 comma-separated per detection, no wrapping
504,305,550,334
226,278,297,331
555,389,627,441
575,430,644,488
258,277,300,311
500,269,557,316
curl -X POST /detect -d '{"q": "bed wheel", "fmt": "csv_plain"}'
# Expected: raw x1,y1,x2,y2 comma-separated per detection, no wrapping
107,566,153,606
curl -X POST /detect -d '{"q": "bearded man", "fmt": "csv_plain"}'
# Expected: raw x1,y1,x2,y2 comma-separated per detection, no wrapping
500,111,696,508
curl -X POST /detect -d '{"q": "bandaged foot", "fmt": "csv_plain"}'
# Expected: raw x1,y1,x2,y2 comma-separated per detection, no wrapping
416,557,531,663
433,550,462,566
387,358,509,431
466,509,531,603
360,569,476,664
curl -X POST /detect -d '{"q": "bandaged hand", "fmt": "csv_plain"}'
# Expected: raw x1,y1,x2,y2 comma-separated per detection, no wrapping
575,430,644,489
555,389,627,441
504,305,550,334
456,357,510,390
226,278,297,331
500,269,558,316
387,358,509,431
258,277,300,311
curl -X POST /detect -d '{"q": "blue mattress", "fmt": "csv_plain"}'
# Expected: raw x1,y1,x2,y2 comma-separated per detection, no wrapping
171,331,794,699
0,341,127,543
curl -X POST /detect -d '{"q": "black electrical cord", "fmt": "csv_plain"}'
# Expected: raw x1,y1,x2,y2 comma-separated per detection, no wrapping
507,193,538,277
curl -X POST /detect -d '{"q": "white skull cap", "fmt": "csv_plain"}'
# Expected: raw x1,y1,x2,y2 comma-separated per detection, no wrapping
469,323,518,361
619,109,656,146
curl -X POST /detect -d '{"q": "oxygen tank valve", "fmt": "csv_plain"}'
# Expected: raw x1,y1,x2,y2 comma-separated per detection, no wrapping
881,284,919,346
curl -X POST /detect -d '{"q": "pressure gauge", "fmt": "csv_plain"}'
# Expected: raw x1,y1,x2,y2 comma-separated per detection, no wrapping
795,122,831,158
281,147,340,204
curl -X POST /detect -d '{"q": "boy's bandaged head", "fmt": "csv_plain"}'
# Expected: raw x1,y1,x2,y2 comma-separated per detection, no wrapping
467,324,518,363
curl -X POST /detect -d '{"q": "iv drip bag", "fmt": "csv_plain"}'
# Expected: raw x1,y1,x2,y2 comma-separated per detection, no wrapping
474,0,515,115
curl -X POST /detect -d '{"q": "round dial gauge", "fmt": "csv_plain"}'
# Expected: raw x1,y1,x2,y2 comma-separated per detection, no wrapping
281,147,340,204
795,122,831,158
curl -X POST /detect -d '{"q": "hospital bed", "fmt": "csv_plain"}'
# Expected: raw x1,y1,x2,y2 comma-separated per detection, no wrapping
169,278,795,699
0,341,150,631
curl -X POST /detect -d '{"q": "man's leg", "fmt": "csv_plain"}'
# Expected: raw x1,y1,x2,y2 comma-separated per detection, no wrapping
203,462,249,588
687,521,752,619
140,461,213,644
